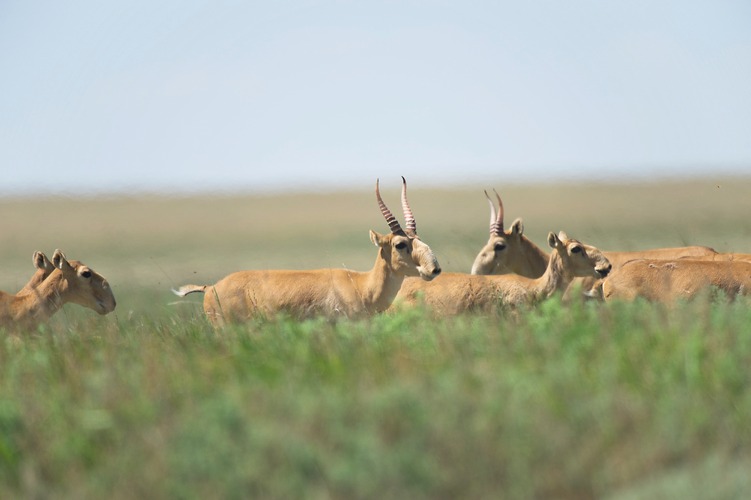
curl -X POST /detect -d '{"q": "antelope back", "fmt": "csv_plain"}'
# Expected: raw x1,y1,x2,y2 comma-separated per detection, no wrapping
603,259,751,303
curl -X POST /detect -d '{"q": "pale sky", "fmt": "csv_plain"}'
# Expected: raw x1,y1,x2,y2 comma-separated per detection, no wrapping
1,0,750,195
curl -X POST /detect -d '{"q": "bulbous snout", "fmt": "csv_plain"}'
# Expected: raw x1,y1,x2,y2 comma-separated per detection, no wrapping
595,263,612,278
418,261,442,281
96,289,117,315
413,241,442,281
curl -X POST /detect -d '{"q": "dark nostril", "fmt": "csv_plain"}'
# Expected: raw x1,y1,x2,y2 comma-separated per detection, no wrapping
433,267,442,276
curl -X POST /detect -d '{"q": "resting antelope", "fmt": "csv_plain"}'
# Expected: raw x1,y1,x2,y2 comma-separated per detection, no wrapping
173,178,442,325
602,259,751,303
470,190,718,297
0,250,117,330
394,231,611,315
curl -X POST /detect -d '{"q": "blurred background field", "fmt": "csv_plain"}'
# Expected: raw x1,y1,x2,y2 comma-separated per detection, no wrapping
2,176,751,300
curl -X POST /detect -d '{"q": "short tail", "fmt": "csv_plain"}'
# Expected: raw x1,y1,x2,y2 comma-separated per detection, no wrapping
172,284,208,297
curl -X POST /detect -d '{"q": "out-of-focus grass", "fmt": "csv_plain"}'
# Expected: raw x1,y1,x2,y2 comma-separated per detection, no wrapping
1,293,751,499
1,178,751,498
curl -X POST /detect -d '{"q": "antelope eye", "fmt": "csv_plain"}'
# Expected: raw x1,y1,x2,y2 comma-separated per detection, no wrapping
81,270,92,278
395,242,407,250
570,246,582,254
494,242,506,251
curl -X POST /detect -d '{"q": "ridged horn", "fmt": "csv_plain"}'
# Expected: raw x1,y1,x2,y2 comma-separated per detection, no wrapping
485,189,504,235
400,176,416,235
376,179,403,234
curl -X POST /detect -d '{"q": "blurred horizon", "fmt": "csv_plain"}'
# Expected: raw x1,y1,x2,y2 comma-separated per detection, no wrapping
1,170,748,200
2,1,750,196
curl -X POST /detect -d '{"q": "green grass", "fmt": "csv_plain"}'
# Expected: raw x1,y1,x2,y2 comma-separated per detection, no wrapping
2,178,751,498
2,293,751,499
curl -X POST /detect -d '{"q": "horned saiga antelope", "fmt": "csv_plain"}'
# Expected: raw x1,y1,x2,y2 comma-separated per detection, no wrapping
395,231,611,315
470,190,549,277
174,178,441,325
470,189,717,298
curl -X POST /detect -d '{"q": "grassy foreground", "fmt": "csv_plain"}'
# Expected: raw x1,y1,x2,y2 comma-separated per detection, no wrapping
1,295,751,499
1,178,751,498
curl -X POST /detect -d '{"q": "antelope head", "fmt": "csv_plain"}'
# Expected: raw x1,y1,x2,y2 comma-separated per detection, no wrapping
548,232,612,279
471,189,528,275
52,249,117,315
369,177,441,281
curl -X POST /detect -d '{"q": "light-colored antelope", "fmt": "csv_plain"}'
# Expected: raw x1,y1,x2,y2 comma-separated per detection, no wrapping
602,258,751,303
470,190,548,278
470,189,718,298
17,251,55,294
173,178,442,325
394,231,611,315
0,250,117,330
579,246,719,299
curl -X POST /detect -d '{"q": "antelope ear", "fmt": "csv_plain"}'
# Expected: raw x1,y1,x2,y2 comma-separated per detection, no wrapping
369,230,386,247
42,253,54,271
52,249,71,271
33,251,45,270
510,218,524,236
547,232,561,249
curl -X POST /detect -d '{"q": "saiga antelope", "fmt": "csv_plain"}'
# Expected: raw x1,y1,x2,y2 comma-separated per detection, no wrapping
173,178,442,325
470,190,549,277
395,231,611,315
602,258,751,303
470,190,717,297
0,250,117,330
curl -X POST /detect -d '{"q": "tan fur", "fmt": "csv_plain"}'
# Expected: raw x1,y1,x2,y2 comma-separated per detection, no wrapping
602,246,718,267
471,222,715,300
577,245,718,298
470,218,549,277
174,180,441,325
470,190,717,301
396,232,611,314
0,250,116,331
474,236,716,278
176,231,440,325
677,252,751,263
602,259,751,303
470,191,716,281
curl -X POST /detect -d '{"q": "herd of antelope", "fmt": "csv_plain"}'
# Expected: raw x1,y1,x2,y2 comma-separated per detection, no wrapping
3,178,751,330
